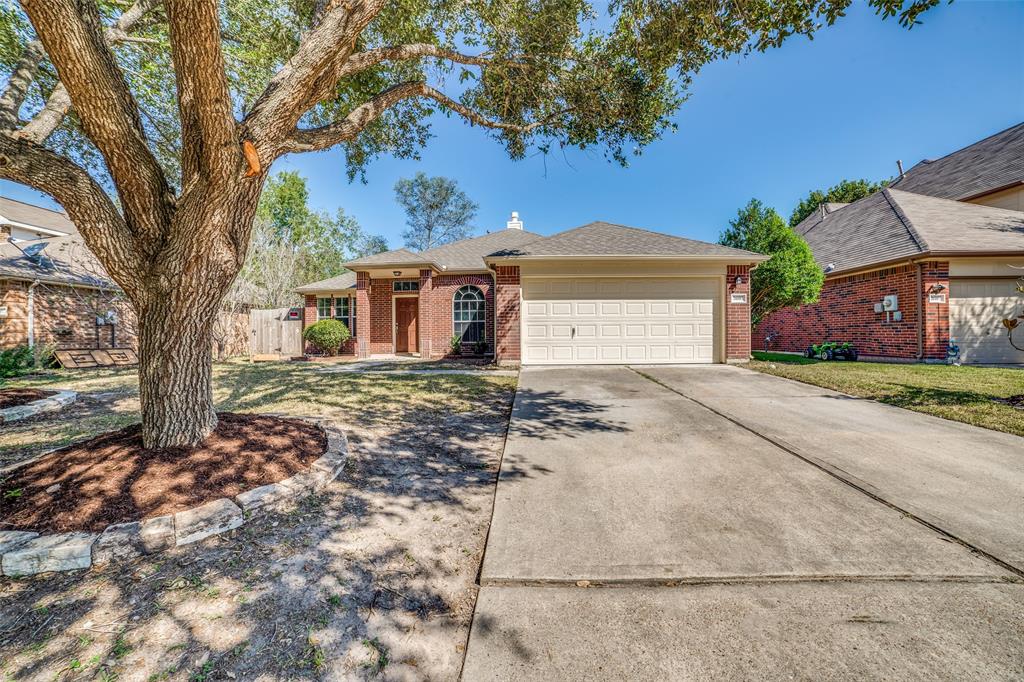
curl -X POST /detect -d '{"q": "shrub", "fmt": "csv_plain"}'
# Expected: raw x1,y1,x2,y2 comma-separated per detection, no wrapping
0,345,34,382
473,339,488,355
303,319,350,355
449,334,462,355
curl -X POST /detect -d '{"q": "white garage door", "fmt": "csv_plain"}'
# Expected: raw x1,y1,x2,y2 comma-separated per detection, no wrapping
521,277,719,365
950,279,1024,364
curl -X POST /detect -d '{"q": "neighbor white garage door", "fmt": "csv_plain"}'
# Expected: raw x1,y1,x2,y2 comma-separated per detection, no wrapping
521,277,719,365
950,279,1024,364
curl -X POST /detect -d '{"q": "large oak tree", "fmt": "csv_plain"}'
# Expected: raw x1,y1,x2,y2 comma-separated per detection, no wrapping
0,0,937,447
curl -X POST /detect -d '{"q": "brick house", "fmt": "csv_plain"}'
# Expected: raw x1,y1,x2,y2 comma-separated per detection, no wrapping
0,233,136,351
296,216,767,364
760,122,1024,364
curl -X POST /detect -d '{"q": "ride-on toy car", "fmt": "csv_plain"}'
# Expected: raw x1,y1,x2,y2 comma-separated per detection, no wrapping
804,341,858,361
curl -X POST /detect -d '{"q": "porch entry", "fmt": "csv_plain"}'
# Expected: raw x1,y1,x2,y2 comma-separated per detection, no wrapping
394,296,419,353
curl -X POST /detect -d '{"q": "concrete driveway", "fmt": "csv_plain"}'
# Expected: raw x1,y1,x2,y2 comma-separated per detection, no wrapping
462,366,1024,681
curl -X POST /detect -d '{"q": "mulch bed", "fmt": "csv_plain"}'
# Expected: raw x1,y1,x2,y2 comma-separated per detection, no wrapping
0,388,57,410
0,413,327,534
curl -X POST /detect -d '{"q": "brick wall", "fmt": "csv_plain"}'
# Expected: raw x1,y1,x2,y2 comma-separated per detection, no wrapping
757,261,950,360
494,265,521,362
425,273,494,359
302,293,357,355
355,272,370,358
1,279,137,351
726,265,752,361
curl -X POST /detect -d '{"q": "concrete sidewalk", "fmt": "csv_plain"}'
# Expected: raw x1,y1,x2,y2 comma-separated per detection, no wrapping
463,366,1024,681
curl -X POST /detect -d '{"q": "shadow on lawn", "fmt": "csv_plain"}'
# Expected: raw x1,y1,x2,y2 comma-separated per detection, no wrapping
0,365,526,680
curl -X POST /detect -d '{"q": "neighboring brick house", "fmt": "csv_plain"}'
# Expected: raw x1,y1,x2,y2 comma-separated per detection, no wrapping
296,215,766,364
760,122,1024,364
0,235,136,351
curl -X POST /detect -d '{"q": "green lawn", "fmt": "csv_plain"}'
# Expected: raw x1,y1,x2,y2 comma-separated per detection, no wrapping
749,351,1024,437
0,360,517,462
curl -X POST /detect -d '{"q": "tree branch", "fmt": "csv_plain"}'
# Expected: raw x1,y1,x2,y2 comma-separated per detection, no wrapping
0,134,143,291
243,0,388,152
283,82,549,153
21,0,172,244
10,0,163,146
0,40,46,131
337,44,497,78
165,0,240,188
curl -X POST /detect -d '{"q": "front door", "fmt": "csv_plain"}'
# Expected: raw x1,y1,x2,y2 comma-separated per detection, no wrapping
395,297,418,353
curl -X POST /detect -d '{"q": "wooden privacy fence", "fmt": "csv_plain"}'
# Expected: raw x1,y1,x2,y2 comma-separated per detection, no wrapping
249,307,303,358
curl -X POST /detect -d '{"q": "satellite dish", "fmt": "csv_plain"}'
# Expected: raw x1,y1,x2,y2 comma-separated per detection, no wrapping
21,242,48,258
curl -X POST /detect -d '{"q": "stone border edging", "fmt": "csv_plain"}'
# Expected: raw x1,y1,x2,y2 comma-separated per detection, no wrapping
0,390,77,424
0,419,348,578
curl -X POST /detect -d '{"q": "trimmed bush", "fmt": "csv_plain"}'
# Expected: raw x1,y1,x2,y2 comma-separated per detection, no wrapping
303,319,351,355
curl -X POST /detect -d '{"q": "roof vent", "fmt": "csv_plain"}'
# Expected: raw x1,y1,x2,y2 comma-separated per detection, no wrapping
896,159,905,179
506,211,523,230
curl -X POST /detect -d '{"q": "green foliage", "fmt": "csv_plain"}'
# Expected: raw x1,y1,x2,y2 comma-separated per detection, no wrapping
720,199,824,325
1,1,940,186
257,171,387,283
789,178,889,227
473,339,489,356
395,172,478,251
303,319,351,355
0,345,33,382
449,334,463,355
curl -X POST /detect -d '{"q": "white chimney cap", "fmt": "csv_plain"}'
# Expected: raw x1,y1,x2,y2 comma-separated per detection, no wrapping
506,211,523,230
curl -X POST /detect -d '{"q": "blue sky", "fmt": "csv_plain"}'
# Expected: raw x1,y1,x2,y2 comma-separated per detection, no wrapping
3,0,1023,246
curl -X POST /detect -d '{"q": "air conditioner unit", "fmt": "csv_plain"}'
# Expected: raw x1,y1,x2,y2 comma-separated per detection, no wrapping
882,295,899,312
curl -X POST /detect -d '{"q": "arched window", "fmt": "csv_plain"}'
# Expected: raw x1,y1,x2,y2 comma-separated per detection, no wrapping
453,285,485,343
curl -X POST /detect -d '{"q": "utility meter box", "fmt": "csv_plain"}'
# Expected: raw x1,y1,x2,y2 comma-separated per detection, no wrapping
873,302,884,313
882,295,899,312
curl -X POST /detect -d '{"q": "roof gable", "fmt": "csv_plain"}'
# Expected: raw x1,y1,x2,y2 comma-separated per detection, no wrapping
419,228,543,270
0,196,78,236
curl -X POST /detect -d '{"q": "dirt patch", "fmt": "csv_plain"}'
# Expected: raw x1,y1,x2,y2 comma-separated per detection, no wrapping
0,413,326,533
0,388,57,410
994,394,1024,410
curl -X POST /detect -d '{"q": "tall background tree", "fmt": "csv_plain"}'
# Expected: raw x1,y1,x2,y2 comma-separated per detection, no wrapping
395,172,478,251
0,0,938,447
720,199,823,326
789,178,889,227
256,170,386,287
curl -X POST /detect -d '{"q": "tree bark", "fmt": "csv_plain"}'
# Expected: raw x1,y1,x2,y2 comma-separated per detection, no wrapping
137,289,220,448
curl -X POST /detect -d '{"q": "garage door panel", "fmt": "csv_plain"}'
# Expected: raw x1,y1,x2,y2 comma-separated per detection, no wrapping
950,279,1024,364
521,277,719,365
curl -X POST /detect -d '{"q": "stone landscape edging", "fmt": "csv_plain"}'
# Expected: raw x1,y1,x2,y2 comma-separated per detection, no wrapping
0,418,348,578
0,390,78,424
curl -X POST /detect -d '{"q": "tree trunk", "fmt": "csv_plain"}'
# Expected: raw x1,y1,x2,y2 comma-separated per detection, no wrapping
137,294,220,448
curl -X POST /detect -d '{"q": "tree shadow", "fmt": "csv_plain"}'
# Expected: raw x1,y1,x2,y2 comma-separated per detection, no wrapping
0,366,519,680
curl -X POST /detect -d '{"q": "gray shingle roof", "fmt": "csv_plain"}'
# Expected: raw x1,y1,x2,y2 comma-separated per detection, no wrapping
0,235,115,288
486,221,764,259
889,122,1024,201
793,202,850,236
294,270,357,294
342,248,421,268
799,188,1024,275
0,196,78,236
419,228,543,269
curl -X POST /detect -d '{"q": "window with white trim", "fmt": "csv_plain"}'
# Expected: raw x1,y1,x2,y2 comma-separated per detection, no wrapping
453,285,485,343
334,296,356,336
317,297,332,320
393,280,419,292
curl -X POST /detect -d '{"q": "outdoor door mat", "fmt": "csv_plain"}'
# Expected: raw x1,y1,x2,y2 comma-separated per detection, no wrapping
55,348,139,368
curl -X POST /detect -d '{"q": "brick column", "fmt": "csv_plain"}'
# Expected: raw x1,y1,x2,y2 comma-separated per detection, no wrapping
418,269,434,358
302,294,317,355
921,260,950,360
495,265,521,363
726,265,752,362
355,272,370,358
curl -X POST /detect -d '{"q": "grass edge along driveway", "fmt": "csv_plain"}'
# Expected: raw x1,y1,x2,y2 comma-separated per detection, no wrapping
748,352,1024,438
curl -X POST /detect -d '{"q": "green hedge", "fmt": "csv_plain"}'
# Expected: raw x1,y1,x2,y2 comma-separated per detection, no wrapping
303,319,351,355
